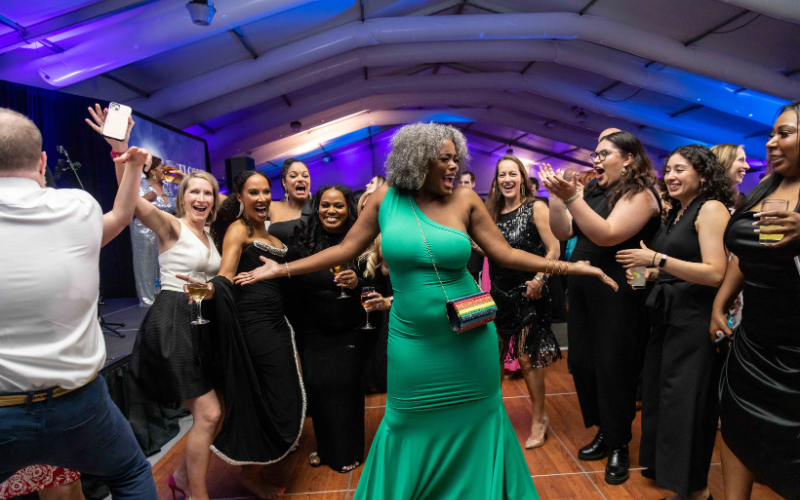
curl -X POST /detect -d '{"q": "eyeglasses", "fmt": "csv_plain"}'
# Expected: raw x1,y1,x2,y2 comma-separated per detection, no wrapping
590,150,612,162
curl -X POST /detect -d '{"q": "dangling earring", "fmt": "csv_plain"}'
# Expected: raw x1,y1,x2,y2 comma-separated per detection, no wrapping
237,202,244,218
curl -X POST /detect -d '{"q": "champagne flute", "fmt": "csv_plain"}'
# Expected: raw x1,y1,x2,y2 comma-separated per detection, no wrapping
332,263,349,299
187,271,210,325
361,287,376,330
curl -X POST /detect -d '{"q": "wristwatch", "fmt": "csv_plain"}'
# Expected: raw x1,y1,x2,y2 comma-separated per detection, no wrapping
657,253,668,269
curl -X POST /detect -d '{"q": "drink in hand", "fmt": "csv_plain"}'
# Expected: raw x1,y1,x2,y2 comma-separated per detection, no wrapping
361,287,376,330
760,199,789,244
332,263,349,299
631,266,646,289
188,272,210,325
187,283,209,301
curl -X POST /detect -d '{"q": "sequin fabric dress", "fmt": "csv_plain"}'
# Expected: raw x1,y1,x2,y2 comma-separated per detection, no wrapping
489,202,561,367
130,178,175,306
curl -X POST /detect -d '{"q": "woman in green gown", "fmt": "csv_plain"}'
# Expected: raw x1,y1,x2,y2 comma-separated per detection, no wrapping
235,123,618,499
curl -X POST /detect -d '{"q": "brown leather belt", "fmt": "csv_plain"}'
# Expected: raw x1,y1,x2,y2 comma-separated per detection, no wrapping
0,374,98,407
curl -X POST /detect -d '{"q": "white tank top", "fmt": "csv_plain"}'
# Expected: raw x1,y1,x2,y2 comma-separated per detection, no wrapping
159,219,221,292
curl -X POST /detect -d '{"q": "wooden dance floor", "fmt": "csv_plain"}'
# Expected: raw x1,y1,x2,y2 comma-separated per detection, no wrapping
150,353,782,499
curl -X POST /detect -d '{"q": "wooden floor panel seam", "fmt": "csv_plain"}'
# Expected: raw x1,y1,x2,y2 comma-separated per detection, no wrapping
547,425,609,500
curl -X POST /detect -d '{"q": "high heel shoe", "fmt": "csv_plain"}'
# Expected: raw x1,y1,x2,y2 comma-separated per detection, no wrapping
526,414,549,449
168,474,187,500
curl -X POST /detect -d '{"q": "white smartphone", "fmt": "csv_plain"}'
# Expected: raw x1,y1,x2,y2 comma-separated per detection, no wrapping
102,102,132,142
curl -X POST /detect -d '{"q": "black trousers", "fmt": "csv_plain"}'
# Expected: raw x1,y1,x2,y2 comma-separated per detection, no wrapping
567,251,650,448
304,329,369,470
639,282,721,496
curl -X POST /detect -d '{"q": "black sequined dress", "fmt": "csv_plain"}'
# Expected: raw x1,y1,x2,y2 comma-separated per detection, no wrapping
489,202,561,367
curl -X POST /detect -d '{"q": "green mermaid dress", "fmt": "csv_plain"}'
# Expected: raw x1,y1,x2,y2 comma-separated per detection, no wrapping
352,188,539,500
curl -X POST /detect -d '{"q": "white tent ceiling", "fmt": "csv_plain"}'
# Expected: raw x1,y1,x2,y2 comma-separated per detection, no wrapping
0,0,797,178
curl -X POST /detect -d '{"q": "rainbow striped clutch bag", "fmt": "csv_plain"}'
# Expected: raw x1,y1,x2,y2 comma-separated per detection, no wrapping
446,291,498,334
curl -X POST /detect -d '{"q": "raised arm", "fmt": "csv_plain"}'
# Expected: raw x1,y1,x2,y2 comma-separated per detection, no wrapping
466,190,615,290
234,184,386,285
616,201,730,287
101,147,147,247
542,165,659,247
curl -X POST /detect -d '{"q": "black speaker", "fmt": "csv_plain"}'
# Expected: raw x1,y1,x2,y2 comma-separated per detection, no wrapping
224,156,255,192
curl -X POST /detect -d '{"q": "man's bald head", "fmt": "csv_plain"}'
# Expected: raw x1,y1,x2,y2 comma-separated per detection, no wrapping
598,128,622,143
0,108,43,174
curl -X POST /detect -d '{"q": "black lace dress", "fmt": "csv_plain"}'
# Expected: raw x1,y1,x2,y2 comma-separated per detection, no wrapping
489,202,561,367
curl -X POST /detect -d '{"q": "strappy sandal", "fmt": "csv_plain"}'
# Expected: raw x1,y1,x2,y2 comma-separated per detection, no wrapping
339,461,360,474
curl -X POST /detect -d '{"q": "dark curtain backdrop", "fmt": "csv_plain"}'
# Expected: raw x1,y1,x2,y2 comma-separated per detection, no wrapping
1,79,136,298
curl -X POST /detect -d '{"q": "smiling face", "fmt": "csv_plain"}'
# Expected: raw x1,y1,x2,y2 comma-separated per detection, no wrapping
460,173,475,189
318,188,348,234
497,159,523,201
663,153,704,204
592,139,632,188
182,178,215,224
238,175,271,223
420,139,459,196
283,161,310,201
725,146,749,185
766,110,800,177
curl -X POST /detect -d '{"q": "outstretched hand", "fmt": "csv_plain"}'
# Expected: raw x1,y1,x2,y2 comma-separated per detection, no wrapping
112,146,149,169
616,240,658,268
177,274,214,304
571,260,619,291
234,256,280,285
85,103,135,153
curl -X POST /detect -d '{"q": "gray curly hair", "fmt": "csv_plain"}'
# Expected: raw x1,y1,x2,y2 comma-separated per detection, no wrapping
385,123,470,191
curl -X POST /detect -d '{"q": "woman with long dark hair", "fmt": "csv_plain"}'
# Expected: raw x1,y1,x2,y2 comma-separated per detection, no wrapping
282,185,379,473
268,158,312,243
485,155,561,449
710,102,800,500
202,170,305,499
235,123,618,499
617,145,735,500
543,131,662,485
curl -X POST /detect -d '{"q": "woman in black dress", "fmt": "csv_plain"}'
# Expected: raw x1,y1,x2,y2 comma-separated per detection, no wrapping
485,155,561,449
284,185,382,473
205,170,306,499
710,102,800,500
268,158,312,243
543,131,662,485
617,145,735,500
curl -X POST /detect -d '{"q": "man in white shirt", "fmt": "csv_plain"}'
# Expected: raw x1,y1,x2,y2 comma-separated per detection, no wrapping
0,108,158,499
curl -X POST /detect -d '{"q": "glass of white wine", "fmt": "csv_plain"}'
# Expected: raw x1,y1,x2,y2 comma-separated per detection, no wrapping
187,271,210,325
361,286,376,330
759,199,789,245
332,263,350,299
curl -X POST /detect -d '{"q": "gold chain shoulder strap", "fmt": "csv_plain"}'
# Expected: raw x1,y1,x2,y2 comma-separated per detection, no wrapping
408,196,482,302
408,196,450,303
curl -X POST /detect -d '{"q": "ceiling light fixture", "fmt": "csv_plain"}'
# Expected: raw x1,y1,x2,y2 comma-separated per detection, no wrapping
506,147,514,155
186,0,216,26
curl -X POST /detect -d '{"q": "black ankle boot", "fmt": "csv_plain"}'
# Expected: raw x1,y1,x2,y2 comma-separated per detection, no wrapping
605,446,629,485
578,431,609,461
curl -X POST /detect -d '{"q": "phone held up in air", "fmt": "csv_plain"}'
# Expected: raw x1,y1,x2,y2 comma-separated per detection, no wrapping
102,102,132,142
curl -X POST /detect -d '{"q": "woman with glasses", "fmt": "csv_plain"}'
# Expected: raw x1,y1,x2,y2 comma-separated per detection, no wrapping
542,131,661,486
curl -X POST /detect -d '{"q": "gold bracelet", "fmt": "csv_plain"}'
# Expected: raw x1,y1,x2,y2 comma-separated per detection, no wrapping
560,261,566,275
565,262,569,275
546,259,554,275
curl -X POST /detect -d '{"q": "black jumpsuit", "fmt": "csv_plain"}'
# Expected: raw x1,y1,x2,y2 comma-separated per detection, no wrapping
639,198,722,496
567,180,661,448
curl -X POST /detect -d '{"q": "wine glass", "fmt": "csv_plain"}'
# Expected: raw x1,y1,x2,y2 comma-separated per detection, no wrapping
332,263,350,299
361,287,376,330
187,271,210,325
